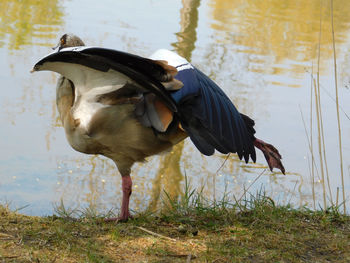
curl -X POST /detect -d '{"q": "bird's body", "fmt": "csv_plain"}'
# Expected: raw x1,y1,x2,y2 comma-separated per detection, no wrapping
32,34,284,221
54,49,187,173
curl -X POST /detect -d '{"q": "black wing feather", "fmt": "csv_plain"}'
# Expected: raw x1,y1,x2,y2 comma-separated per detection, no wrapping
175,67,256,162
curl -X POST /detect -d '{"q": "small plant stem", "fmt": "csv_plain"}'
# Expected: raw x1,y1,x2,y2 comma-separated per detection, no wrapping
310,66,315,209
136,226,177,242
307,157,316,210
300,106,320,180
214,154,230,202
213,170,216,203
316,2,327,210
316,71,332,204
237,169,266,203
287,180,298,205
314,78,326,204
305,70,350,121
336,187,339,208
331,0,346,213
315,8,332,204
318,77,332,205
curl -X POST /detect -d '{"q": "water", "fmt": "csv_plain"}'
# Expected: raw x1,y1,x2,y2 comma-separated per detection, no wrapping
1,0,350,216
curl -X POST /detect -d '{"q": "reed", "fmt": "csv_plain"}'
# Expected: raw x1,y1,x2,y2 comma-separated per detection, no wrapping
304,0,347,213
315,1,328,210
330,0,346,213
300,107,321,208
309,66,316,210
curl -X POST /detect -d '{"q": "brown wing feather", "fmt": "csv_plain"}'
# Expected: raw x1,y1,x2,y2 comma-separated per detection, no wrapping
152,60,184,91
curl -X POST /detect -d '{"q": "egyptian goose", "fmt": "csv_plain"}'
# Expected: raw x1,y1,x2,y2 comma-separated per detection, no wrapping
31,34,285,221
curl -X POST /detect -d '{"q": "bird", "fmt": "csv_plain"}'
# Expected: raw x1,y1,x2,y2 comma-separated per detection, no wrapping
31,33,285,222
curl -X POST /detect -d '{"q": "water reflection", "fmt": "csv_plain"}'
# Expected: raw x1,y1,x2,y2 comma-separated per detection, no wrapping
55,156,119,213
172,0,201,60
148,0,201,212
0,0,63,49
210,0,350,79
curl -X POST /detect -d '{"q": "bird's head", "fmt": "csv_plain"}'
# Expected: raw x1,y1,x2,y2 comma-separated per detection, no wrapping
53,33,85,51
31,33,85,73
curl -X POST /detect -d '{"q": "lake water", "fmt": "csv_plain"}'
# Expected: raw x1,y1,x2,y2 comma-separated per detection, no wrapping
1,0,350,216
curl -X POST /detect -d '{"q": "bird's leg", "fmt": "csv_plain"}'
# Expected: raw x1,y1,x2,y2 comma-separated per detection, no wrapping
105,174,133,223
119,175,132,221
254,138,285,174
104,161,135,223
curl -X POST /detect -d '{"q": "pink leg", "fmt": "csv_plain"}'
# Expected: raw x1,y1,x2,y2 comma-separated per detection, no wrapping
119,175,132,221
105,175,132,222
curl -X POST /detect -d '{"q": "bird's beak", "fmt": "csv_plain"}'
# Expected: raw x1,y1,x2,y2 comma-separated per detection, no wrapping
52,40,63,52
30,65,39,73
52,43,59,51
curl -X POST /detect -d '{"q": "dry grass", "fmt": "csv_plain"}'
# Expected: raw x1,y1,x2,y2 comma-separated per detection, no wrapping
1,189,350,263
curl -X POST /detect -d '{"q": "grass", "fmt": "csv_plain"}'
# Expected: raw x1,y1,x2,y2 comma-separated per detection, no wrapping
1,182,350,263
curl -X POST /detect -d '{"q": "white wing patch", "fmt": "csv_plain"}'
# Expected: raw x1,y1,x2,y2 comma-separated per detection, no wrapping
39,59,140,131
42,61,135,131
59,46,97,52
149,49,193,71
41,61,132,94
72,98,106,130
72,84,126,130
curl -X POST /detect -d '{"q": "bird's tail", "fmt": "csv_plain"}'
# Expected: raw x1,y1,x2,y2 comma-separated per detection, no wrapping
254,138,285,174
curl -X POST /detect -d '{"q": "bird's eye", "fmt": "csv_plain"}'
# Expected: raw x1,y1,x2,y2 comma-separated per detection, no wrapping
60,38,65,46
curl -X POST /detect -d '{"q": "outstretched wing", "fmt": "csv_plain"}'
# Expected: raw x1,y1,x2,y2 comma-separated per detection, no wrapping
32,46,178,112
174,66,256,163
